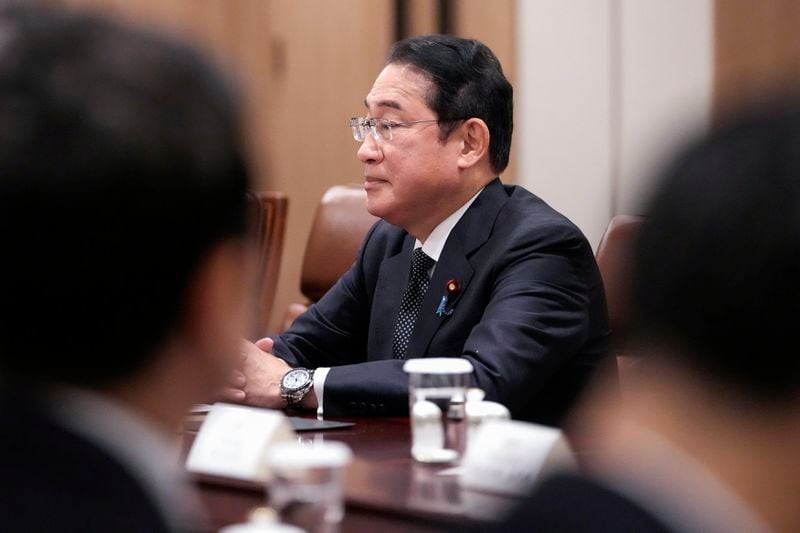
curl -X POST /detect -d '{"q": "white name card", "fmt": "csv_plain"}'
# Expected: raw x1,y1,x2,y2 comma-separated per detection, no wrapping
185,403,295,482
459,419,576,496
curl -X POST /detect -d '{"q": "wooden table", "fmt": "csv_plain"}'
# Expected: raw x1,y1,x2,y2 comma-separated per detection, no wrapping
185,416,520,532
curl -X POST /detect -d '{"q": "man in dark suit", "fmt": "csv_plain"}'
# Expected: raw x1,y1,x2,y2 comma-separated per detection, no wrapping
0,6,252,532
489,103,800,532
227,35,611,425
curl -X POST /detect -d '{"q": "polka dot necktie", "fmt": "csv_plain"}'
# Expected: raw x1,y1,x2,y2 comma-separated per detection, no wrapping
392,248,436,359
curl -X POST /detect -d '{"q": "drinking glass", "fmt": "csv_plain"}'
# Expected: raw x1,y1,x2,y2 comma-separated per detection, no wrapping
265,441,352,533
403,358,474,463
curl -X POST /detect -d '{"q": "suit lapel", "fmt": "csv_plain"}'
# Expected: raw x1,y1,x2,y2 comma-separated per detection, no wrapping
367,234,415,360
404,235,473,359
404,178,510,359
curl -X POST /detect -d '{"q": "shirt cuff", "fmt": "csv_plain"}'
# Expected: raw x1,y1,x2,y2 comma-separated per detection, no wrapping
313,367,330,419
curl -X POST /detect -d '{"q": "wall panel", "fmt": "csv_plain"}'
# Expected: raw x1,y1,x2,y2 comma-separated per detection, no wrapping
714,0,800,120
55,0,392,331
516,0,712,248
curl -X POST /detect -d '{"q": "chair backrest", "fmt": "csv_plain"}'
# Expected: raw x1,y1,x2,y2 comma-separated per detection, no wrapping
300,184,379,302
595,214,644,348
249,191,289,332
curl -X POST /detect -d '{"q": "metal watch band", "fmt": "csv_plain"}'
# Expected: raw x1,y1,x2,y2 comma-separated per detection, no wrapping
281,368,315,407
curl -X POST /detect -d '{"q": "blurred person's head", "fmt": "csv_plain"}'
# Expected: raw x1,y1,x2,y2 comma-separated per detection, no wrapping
572,101,800,533
0,6,252,424
355,35,513,241
632,103,800,406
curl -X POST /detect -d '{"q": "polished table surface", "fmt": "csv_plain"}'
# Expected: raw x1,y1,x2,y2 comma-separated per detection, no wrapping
184,415,522,532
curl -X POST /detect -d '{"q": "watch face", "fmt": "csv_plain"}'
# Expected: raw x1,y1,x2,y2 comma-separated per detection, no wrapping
282,369,311,392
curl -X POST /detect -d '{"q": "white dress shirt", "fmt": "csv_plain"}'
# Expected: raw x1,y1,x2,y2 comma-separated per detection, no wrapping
313,187,484,417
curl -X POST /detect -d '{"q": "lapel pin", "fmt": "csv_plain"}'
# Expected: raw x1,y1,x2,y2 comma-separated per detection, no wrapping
436,278,461,317
446,278,461,296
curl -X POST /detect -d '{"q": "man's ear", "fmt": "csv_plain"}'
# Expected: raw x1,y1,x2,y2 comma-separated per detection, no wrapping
457,118,490,170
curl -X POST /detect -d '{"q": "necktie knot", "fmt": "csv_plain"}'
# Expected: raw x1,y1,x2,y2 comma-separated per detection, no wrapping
411,248,435,277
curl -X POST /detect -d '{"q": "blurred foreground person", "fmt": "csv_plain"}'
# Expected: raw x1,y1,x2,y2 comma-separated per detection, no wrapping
0,6,251,532
492,103,800,532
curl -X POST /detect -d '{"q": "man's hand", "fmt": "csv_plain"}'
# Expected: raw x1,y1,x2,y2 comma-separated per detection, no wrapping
218,337,291,408
218,369,247,403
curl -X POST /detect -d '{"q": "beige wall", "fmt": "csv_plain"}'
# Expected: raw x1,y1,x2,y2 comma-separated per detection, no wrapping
616,0,713,216
251,1,393,332
57,0,393,332
516,0,614,248
517,0,800,246
714,0,800,120
516,0,713,248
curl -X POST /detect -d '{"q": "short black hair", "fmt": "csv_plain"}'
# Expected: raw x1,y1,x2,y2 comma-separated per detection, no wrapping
632,102,800,403
0,6,250,387
387,34,513,174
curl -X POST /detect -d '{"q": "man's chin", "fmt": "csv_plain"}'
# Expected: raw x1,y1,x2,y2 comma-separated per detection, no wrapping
365,197,393,222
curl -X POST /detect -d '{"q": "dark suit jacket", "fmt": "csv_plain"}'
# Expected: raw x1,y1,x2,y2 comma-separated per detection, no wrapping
274,178,611,424
480,473,675,533
0,396,175,533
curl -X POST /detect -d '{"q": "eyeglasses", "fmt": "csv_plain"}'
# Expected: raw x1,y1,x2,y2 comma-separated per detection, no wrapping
349,116,439,143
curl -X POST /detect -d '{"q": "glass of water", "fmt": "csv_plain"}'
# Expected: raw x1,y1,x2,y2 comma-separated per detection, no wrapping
403,358,474,463
265,441,352,533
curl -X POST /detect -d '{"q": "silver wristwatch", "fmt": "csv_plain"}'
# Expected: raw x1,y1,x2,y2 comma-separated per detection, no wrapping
280,367,315,407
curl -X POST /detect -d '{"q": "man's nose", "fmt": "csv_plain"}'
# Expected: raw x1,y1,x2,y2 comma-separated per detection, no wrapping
357,133,382,164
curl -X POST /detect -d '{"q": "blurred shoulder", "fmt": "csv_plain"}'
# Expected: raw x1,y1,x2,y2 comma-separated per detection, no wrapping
0,400,171,533
482,473,674,533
